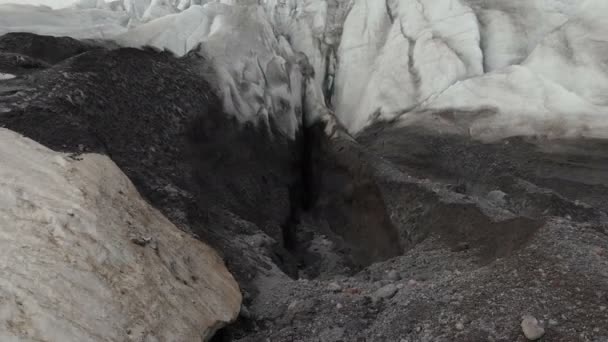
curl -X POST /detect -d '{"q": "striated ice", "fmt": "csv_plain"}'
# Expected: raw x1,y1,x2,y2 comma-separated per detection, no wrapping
0,0,606,139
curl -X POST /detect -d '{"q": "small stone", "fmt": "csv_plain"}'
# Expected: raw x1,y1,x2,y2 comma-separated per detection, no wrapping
239,304,251,319
130,236,151,246
593,328,600,333
453,242,470,252
600,305,606,312
287,301,298,311
373,284,398,302
396,283,405,289
327,282,342,292
521,315,545,340
549,319,558,326
408,279,418,286
387,270,401,281
487,190,507,205
455,322,464,331
336,303,343,310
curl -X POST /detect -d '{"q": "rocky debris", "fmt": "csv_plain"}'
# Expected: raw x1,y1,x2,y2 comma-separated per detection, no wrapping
0,129,240,341
521,315,546,340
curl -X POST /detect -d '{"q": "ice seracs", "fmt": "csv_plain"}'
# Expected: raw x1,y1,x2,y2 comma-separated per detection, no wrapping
333,0,483,132
0,0,606,139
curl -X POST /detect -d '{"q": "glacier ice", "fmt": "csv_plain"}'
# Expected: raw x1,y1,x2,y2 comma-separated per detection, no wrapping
0,72,15,80
0,3,129,38
332,0,608,136
0,0,606,139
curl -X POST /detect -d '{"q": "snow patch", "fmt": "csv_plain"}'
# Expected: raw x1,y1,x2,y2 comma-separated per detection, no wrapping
0,72,15,80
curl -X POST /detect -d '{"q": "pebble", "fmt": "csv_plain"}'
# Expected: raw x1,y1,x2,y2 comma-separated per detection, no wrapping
408,279,418,286
130,236,151,246
600,306,606,312
487,190,507,205
549,319,558,326
521,315,545,340
336,303,343,310
327,282,342,292
287,301,298,311
372,284,398,302
387,270,401,281
239,305,251,319
455,322,464,331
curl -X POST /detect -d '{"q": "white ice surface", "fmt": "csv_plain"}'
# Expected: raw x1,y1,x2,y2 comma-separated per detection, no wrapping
332,0,608,137
0,3,129,38
0,0,606,139
0,72,15,80
417,0,608,140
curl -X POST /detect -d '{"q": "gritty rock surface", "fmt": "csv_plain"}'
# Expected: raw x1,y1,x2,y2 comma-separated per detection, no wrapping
0,129,241,341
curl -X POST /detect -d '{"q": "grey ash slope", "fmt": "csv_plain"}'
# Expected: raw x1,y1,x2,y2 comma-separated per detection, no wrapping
1,33,607,342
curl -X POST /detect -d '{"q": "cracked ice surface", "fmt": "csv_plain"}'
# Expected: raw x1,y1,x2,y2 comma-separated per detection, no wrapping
333,0,608,137
0,0,606,139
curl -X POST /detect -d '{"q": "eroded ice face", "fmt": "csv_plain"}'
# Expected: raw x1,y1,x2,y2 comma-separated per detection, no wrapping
1,0,607,140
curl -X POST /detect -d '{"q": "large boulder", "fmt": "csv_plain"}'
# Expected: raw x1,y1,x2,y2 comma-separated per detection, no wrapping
0,128,241,341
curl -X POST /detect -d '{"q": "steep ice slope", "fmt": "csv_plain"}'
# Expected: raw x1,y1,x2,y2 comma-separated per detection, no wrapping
421,0,608,140
0,128,240,341
0,0,346,136
334,0,483,132
115,0,351,136
0,3,129,38
115,3,307,137
332,0,608,135
0,0,606,140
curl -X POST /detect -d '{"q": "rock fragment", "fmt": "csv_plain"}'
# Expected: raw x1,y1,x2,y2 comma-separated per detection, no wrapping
327,282,342,292
372,284,398,302
521,315,545,340
386,270,401,281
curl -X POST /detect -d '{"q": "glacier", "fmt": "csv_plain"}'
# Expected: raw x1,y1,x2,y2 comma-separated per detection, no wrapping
2,0,605,140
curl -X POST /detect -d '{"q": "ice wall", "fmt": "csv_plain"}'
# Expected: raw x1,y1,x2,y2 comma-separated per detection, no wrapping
0,0,606,139
332,0,608,138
